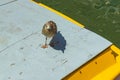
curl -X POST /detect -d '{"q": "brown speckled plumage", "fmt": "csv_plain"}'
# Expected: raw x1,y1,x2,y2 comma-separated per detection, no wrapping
42,21,57,38
41,21,57,48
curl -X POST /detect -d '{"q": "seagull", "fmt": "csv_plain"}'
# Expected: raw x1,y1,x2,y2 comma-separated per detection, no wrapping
41,21,57,48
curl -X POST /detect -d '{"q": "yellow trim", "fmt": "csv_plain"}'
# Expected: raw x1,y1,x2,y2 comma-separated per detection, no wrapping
31,0,85,28
62,45,120,80
63,45,117,80
92,45,120,80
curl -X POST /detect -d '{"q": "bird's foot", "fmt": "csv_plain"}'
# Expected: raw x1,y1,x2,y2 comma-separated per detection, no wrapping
41,44,48,49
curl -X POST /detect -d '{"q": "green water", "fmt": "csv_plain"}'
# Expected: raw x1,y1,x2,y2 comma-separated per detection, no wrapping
34,0,120,48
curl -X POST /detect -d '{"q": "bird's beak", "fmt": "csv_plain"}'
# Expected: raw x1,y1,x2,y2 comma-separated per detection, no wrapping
47,29,51,32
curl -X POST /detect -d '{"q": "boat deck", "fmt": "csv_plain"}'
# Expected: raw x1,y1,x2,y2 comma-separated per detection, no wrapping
0,0,112,80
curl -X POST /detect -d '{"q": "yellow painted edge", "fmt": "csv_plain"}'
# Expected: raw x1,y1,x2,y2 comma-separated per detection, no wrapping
62,44,120,80
31,0,85,28
111,45,120,56
92,45,120,80
92,63,120,80
111,45,120,64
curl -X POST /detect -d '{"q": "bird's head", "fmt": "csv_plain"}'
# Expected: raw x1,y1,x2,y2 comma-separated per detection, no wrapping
45,24,52,32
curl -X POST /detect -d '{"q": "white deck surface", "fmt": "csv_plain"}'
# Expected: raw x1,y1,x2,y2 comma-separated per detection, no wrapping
0,0,112,80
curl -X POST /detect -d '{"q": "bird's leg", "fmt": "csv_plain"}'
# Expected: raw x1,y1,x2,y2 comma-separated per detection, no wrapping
44,37,48,48
45,37,47,46
41,37,48,48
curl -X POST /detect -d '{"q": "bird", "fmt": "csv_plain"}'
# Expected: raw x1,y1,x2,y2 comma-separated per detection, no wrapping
41,20,57,48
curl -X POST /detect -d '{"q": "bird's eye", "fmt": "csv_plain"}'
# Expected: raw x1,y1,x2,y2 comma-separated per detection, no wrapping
46,25,50,29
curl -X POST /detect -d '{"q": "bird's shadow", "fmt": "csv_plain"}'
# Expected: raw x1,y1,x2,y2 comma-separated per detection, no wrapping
49,31,66,53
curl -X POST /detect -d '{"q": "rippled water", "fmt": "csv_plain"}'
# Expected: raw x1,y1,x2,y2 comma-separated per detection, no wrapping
34,0,120,48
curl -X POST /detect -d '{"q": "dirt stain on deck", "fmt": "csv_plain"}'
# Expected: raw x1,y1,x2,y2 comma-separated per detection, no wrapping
7,25,22,34
0,36,8,45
